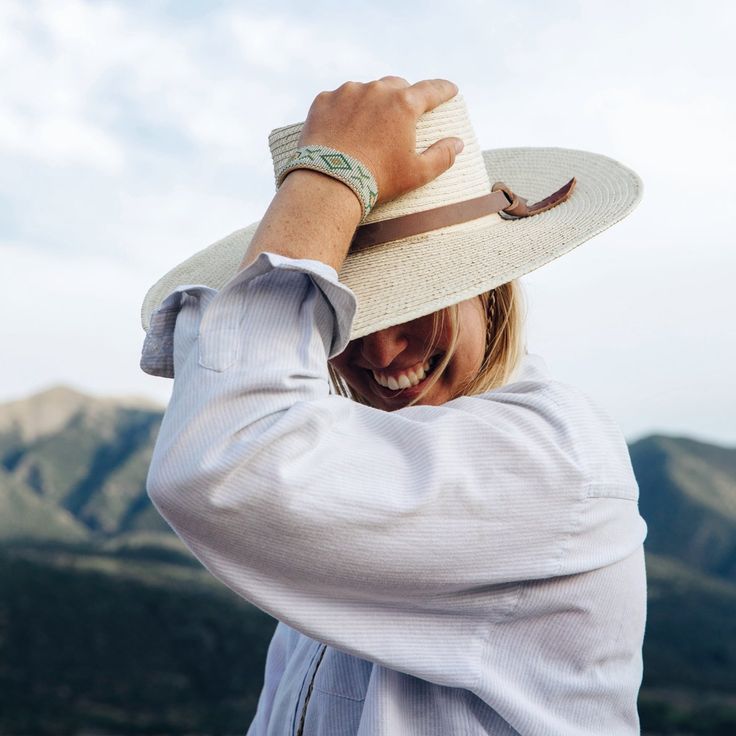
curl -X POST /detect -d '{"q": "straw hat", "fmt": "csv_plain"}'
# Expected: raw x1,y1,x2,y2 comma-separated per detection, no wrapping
140,94,642,342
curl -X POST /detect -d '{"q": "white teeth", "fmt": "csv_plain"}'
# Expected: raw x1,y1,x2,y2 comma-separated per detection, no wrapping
371,358,436,390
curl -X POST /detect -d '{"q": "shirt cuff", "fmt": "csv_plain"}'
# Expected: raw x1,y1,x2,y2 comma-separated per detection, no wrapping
139,251,358,379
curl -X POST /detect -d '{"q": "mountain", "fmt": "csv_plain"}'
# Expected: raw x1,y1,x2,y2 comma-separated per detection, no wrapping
0,464,89,543
1,385,735,734
631,434,736,581
0,385,169,542
0,384,161,444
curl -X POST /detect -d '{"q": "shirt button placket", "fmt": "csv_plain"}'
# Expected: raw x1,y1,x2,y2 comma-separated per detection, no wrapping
294,643,327,736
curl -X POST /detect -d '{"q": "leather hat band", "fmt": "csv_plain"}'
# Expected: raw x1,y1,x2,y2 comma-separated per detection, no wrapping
350,177,576,252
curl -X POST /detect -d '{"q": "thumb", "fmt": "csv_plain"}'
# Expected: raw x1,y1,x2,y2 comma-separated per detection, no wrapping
416,137,464,185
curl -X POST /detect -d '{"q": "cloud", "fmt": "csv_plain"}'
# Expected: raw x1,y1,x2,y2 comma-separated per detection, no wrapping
0,1,385,264
0,0,127,170
0,0,734,444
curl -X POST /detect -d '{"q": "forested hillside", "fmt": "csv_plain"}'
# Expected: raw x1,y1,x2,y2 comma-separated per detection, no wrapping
1,387,734,735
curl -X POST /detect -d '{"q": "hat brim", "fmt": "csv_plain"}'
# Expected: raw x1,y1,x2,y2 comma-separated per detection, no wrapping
141,147,642,339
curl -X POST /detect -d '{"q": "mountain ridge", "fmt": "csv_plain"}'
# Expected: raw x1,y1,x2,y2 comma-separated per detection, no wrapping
1,384,735,734
2,384,735,573
0,384,164,444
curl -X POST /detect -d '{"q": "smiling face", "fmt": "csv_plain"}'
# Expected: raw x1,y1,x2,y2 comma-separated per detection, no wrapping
328,296,487,411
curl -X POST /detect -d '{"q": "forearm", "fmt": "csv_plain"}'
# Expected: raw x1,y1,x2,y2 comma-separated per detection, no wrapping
238,169,362,274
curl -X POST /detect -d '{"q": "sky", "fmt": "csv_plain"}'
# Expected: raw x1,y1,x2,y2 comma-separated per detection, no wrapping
1,0,734,445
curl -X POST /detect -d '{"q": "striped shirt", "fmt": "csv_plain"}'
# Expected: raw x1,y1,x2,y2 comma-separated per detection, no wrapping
141,251,648,736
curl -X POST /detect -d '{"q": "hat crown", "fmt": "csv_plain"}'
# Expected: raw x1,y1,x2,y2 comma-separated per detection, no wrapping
267,94,492,224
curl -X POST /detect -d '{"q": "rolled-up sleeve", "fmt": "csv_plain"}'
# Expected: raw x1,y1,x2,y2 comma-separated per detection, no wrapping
141,250,645,690
140,251,355,379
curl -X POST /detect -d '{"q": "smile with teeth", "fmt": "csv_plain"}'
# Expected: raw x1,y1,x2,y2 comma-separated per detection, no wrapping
371,355,441,390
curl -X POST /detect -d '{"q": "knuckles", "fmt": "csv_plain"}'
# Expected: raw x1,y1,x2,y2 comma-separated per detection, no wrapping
312,79,418,121
394,89,417,113
378,75,410,86
309,90,333,110
305,77,451,203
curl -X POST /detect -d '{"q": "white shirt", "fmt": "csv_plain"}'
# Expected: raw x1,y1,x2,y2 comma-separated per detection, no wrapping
140,251,648,736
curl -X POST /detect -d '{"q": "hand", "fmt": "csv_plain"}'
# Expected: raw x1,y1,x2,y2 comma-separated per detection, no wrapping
239,77,463,274
297,76,464,205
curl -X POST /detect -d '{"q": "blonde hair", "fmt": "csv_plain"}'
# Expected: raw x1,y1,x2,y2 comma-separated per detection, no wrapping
327,279,527,407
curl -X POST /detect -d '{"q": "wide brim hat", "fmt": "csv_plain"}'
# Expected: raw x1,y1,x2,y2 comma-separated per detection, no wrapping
140,94,642,341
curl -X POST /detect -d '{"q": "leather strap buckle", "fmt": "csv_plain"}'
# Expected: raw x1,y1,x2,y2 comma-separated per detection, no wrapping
492,178,577,220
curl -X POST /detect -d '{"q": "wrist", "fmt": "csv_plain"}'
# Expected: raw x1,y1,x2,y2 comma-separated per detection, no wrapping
282,168,363,222
277,144,378,218
239,169,361,274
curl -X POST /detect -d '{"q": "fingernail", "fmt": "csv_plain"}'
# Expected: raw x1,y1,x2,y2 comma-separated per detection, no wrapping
454,139,464,154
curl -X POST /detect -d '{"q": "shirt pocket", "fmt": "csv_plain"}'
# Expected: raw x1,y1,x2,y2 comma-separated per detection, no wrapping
312,646,373,701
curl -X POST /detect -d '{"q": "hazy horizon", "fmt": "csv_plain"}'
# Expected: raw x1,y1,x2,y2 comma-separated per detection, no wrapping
2,0,734,445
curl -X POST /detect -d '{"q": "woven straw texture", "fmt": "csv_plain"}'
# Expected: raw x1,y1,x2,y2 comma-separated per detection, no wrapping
141,95,642,340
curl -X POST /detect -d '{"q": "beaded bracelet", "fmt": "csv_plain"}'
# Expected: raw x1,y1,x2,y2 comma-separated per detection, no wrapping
276,145,379,219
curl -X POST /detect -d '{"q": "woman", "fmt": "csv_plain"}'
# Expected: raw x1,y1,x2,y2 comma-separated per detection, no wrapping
140,77,647,735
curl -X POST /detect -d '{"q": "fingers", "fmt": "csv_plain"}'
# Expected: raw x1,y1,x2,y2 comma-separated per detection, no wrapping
331,76,409,95
328,77,457,116
301,76,462,203
406,78,459,114
416,137,464,186
377,75,410,88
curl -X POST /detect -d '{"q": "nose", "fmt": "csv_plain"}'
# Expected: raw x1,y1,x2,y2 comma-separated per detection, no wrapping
357,325,409,370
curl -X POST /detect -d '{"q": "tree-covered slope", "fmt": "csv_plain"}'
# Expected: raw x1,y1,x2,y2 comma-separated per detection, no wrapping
1,386,735,734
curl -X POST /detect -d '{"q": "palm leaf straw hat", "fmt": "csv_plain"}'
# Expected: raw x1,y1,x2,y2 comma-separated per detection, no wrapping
140,93,642,349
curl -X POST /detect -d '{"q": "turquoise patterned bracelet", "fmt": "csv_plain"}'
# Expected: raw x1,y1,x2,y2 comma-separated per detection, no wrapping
276,145,379,218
